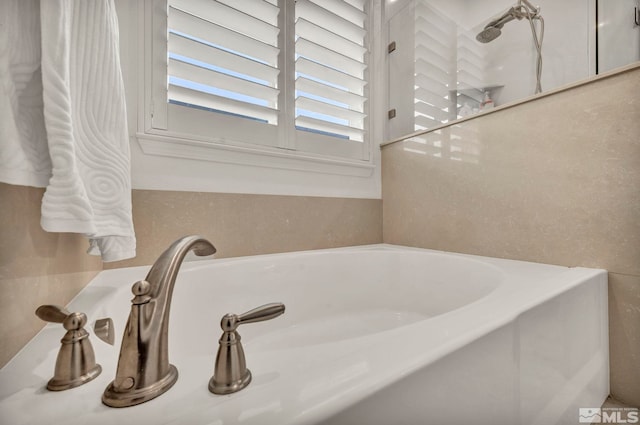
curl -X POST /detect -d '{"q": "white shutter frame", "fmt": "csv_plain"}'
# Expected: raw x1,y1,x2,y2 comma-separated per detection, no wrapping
148,0,169,131
167,1,280,127
142,0,375,167
294,0,369,147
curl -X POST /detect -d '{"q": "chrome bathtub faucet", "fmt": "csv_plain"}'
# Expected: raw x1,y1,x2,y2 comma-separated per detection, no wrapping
102,235,286,407
102,235,216,408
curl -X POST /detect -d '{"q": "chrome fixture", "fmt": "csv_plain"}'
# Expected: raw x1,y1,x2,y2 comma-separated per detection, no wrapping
476,0,545,93
476,6,519,43
209,303,286,395
102,235,216,408
35,305,103,391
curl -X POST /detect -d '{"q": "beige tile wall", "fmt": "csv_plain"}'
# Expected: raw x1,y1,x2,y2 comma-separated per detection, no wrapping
0,184,382,367
105,190,382,269
0,183,103,367
382,65,640,406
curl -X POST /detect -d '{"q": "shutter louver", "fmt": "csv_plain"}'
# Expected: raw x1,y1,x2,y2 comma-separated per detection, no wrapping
413,2,456,130
295,0,368,142
167,0,280,124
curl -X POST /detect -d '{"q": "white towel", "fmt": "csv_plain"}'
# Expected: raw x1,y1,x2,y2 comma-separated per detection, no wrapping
0,0,136,262
0,0,51,188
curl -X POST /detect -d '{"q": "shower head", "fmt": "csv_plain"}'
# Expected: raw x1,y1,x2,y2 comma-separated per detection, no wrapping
475,0,542,43
476,26,502,43
475,7,517,43
474,0,545,94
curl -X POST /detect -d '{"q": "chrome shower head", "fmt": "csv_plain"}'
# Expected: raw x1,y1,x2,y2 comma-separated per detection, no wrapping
475,6,517,43
476,26,502,43
476,1,541,44
474,0,545,94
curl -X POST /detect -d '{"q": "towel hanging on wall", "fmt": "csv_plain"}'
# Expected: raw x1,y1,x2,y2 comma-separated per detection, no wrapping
0,0,136,262
0,0,50,187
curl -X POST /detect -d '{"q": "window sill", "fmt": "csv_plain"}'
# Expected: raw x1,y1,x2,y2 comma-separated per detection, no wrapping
136,131,376,177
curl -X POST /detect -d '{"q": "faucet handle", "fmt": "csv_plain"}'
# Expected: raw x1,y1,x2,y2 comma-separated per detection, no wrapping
35,305,102,391
209,302,285,395
222,302,286,331
35,305,72,324
36,305,89,334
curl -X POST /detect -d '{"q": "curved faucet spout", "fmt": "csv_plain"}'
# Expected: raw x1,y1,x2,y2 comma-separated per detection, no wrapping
146,235,217,300
103,235,216,408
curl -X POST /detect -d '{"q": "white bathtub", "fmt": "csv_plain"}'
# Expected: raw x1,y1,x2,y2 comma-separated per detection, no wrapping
0,244,609,425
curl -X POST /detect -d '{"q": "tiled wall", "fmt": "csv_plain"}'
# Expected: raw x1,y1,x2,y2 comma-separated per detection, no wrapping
382,65,640,406
105,190,383,269
0,183,103,367
0,183,382,368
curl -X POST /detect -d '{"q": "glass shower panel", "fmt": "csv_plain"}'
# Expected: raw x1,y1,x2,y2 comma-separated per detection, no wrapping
386,0,593,141
597,0,640,73
387,0,504,139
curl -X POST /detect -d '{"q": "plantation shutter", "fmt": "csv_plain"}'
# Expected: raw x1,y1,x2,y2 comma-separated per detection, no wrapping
413,2,457,130
157,0,371,160
167,0,280,124
295,0,368,142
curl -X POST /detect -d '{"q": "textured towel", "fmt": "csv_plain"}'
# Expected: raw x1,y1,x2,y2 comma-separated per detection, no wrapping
0,0,51,187
0,0,136,262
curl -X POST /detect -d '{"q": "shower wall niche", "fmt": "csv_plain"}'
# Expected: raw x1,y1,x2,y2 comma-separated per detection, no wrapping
386,0,593,140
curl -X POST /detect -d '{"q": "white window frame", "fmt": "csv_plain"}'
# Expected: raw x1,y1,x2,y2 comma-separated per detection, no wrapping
135,0,378,178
